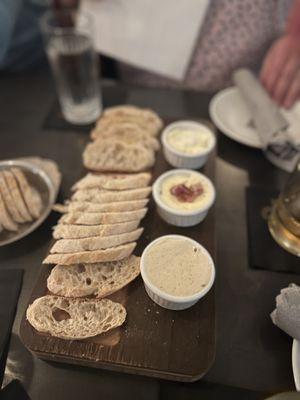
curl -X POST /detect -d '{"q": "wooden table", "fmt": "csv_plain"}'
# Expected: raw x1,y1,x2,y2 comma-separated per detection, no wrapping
0,71,296,399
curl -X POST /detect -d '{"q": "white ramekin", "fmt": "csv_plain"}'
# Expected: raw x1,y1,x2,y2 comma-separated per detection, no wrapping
161,120,216,169
152,169,215,227
141,235,215,310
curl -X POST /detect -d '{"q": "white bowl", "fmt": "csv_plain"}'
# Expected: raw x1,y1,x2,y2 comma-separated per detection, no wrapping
161,120,216,169
152,169,215,227
141,235,216,310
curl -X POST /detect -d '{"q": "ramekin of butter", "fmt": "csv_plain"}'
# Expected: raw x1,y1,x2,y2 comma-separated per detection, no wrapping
161,120,216,169
141,235,215,310
152,169,215,227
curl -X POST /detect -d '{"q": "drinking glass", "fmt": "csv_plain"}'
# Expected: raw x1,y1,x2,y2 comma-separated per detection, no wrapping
40,10,102,125
268,159,300,256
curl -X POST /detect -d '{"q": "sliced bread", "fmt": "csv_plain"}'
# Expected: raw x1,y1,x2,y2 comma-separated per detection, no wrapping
43,242,136,265
11,168,43,219
72,172,151,191
99,105,163,136
52,220,140,240
47,255,140,298
58,208,147,225
3,170,33,222
50,227,143,253
83,139,155,173
26,295,126,340
71,187,151,204
53,199,149,214
90,123,160,151
0,191,18,231
0,171,24,223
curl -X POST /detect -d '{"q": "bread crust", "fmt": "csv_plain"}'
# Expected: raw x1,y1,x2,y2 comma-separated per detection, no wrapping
58,208,147,225
52,220,141,239
83,139,155,173
26,295,126,339
50,227,143,253
43,242,136,265
47,255,140,298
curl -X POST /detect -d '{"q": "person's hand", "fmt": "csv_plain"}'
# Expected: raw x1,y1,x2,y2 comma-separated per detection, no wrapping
260,34,300,109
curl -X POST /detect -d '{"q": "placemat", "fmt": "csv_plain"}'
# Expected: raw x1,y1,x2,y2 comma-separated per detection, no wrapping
43,83,127,132
1,380,31,400
246,186,300,274
0,269,23,385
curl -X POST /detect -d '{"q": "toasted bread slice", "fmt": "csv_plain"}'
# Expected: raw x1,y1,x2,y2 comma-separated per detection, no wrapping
26,295,126,340
90,122,160,150
50,228,143,253
59,208,147,225
53,199,149,214
71,187,151,204
98,105,163,136
47,255,140,298
0,191,18,231
72,172,151,191
43,242,136,265
3,170,32,222
11,168,42,219
83,139,155,173
0,171,24,223
52,220,140,239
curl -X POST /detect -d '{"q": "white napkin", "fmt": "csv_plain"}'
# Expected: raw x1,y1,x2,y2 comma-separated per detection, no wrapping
271,284,300,341
233,69,300,172
80,0,210,80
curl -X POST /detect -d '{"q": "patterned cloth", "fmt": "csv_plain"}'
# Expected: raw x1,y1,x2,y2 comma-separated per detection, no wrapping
119,0,293,91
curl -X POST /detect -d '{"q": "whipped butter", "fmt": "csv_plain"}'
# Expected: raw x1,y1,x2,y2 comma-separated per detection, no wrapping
167,127,213,155
159,171,213,212
144,237,212,297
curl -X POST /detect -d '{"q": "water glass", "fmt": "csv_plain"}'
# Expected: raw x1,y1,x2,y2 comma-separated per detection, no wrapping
40,10,102,125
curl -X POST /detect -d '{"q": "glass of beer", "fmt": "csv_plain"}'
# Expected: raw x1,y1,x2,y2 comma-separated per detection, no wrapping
40,9,102,125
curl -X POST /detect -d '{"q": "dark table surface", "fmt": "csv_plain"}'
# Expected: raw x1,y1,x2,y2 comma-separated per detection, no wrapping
0,71,298,399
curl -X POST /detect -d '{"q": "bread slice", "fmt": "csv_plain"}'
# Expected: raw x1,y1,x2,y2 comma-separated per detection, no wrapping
47,255,140,298
11,168,42,219
72,172,151,191
83,139,155,173
0,191,18,231
26,295,126,340
59,208,147,225
3,170,33,222
71,187,151,204
53,199,149,214
0,171,24,223
99,105,163,136
43,242,136,265
50,227,143,253
52,220,140,239
90,123,160,150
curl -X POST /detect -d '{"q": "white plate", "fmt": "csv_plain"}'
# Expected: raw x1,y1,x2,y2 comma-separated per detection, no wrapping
209,86,300,149
292,339,300,391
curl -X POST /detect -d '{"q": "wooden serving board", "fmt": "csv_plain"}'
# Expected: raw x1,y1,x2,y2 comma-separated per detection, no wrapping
20,126,216,382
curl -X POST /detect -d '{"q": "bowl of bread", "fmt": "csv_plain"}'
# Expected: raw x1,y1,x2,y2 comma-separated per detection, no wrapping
0,159,59,246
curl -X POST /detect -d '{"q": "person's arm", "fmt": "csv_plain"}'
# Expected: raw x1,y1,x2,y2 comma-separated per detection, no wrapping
286,0,300,37
260,0,300,108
